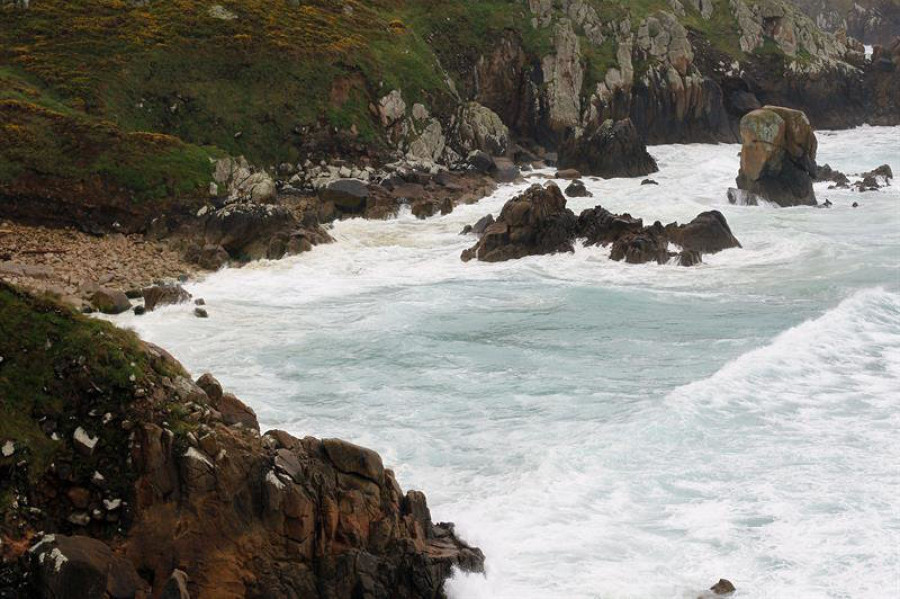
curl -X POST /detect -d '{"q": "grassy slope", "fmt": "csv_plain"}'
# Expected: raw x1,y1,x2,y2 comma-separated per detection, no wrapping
0,0,772,183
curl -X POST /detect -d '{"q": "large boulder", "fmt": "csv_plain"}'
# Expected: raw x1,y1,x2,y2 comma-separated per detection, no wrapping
666,211,742,253
461,183,576,262
736,106,818,206
558,119,659,178
204,202,296,261
142,284,191,312
89,288,131,315
452,102,510,156
213,156,277,203
319,178,369,214
30,535,147,599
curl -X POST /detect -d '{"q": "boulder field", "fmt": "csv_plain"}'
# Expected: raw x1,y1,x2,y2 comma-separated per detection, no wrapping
460,183,740,266
0,283,483,598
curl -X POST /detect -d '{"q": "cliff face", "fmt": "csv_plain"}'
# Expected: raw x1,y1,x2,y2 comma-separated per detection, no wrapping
0,1,897,236
0,283,483,598
792,0,900,45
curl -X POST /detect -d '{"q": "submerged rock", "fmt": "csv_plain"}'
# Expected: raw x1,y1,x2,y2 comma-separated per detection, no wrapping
565,180,592,198
736,106,818,206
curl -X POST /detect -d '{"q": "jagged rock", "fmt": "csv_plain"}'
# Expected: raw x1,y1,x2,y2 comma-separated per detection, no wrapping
610,223,672,264
322,438,385,484
666,210,742,253
142,284,191,312
736,106,818,206
196,373,223,403
558,119,658,178
710,578,736,595
453,102,510,156
30,535,147,599
727,187,768,206
815,163,850,187
541,19,583,135
576,206,644,247
461,183,576,262
89,288,131,315
460,214,495,236
320,178,370,213
565,180,592,197
467,150,496,174
213,156,276,203
407,118,446,163
641,179,659,186
216,393,259,430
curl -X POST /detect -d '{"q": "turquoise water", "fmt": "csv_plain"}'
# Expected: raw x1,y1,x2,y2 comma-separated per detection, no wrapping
117,126,900,598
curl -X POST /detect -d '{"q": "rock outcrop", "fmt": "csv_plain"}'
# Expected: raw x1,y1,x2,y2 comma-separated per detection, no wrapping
461,183,741,265
460,183,576,262
0,283,484,599
558,118,659,178
736,106,818,206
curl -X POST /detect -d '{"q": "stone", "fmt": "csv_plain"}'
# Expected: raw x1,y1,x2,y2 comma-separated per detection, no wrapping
460,214,495,236
30,535,146,599
641,179,659,186
194,307,208,318
453,102,510,155
195,244,230,270
142,284,191,312
411,200,436,220
204,203,295,261
736,106,817,206
666,210,742,254
554,169,581,180
196,373,223,403
710,578,736,595
492,157,521,183
558,119,659,178
160,569,191,599
461,183,576,262
215,393,259,431
467,150,495,174
89,288,131,315
322,438,385,484
564,180,592,198
320,179,369,213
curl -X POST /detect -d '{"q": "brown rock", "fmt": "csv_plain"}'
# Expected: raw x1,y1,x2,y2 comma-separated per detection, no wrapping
322,438,385,484
142,284,191,311
89,288,131,314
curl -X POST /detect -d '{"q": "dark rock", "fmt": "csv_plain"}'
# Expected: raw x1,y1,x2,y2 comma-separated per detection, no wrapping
194,298,205,306
815,164,849,187
678,249,703,266
160,569,191,599
319,178,369,213
554,168,581,180
492,157,521,183
460,214,495,236
30,535,146,599
461,183,576,262
564,180,592,198
710,578,736,595
216,393,259,430
195,373,223,403
666,211,742,254
736,106,817,206
558,118,658,178
193,307,208,318
133,305,146,316
411,200,436,219
142,284,191,312
195,244,230,270
729,89,762,114
124,288,143,299
862,164,893,180
726,187,766,206
609,223,671,264
467,150,495,173
89,289,131,315
575,206,643,247
852,201,859,207
640,178,659,186
204,203,295,261
439,197,453,215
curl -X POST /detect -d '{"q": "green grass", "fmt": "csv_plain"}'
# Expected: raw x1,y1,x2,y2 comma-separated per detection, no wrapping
0,284,147,493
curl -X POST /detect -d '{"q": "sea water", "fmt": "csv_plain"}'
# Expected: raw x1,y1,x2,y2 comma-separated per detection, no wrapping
113,126,900,598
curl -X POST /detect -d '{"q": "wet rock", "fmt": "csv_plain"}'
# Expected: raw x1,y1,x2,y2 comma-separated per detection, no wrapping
641,178,659,186
460,214,495,236
89,288,131,314
678,249,703,266
320,178,369,213
193,244,230,271
204,203,295,261
726,187,767,206
142,284,191,312
666,210,742,254
492,157,521,183
610,224,671,264
710,578,736,595
558,118,658,178
193,307,208,318
736,106,818,206
467,150,496,174
554,169,581,180
576,206,644,247
322,438,385,484
411,200,436,219
133,305,146,316
564,180,592,198
815,164,849,187
214,392,259,431
461,183,576,262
